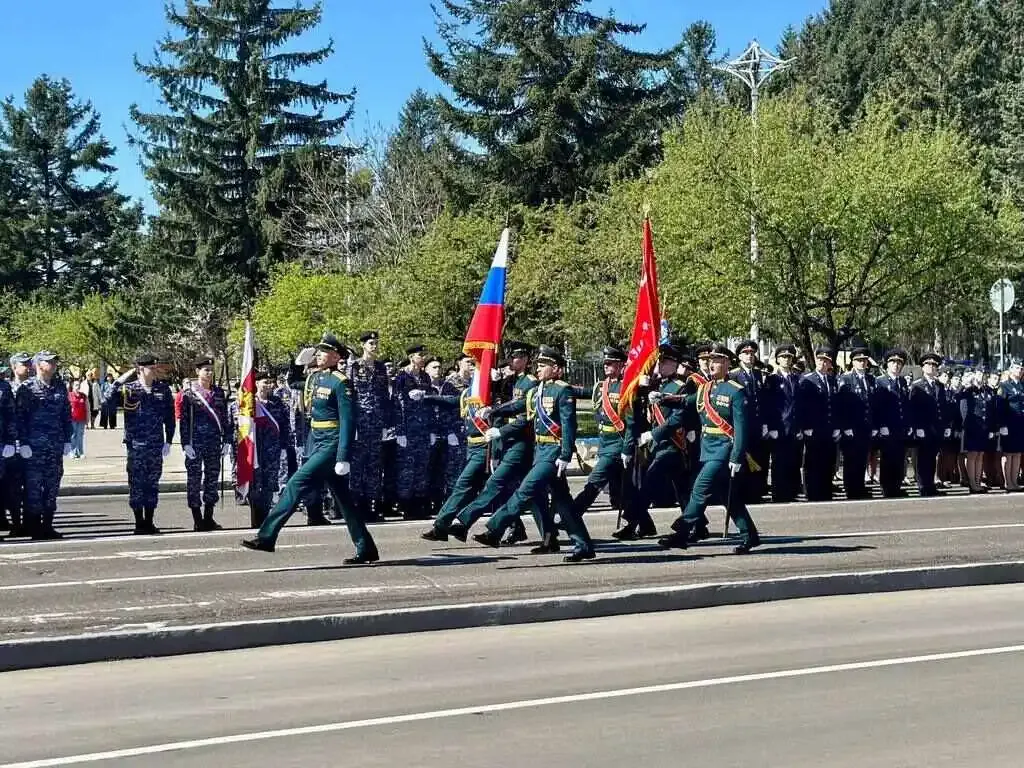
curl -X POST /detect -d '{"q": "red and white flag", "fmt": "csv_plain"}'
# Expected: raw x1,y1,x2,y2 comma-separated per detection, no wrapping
236,321,257,498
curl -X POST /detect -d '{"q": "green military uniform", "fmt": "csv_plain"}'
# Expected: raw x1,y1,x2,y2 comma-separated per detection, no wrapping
246,335,377,561
663,359,761,553
476,351,595,561
572,374,635,516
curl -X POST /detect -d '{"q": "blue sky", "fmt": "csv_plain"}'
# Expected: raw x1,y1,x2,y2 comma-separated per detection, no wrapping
0,1,827,209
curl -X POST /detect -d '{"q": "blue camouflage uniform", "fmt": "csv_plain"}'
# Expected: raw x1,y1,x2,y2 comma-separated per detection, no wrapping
0,378,16,533
391,361,433,517
179,378,230,527
2,360,32,536
251,392,294,524
348,355,393,519
108,368,175,532
15,365,72,538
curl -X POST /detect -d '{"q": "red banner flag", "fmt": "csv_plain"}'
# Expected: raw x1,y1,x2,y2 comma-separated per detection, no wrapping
619,216,661,415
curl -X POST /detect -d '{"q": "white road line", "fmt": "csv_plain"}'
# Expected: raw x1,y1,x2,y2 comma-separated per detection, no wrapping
0,543,329,565
4,643,1023,768
242,585,429,601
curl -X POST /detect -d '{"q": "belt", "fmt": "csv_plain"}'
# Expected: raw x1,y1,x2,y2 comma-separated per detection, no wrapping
599,424,621,434
310,420,339,429
703,426,730,436
467,435,488,445
536,435,559,444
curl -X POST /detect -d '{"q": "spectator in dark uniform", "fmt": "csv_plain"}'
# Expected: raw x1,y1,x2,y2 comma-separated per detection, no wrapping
730,339,768,502
837,347,876,500
872,349,911,497
909,352,948,497
798,347,839,501
765,343,802,502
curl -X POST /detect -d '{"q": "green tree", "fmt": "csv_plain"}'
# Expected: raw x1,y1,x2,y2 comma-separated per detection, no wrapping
426,0,680,206
0,75,141,300
130,0,355,306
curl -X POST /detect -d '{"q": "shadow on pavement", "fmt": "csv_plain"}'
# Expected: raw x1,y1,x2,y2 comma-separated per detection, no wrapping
272,553,517,572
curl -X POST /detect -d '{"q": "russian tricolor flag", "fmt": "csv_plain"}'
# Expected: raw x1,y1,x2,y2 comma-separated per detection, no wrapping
463,228,509,405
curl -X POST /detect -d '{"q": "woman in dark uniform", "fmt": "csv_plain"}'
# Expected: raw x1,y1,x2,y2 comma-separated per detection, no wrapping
959,370,992,493
997,361,1024,491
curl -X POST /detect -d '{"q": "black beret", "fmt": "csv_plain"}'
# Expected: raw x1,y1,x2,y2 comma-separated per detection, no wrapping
535,344,566,367
735,339,759,355
601,346,626,363
135,353,158,366
359,330,379,343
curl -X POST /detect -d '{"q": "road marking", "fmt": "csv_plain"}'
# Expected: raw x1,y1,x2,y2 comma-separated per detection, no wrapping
4,643,1023,767
242,585,430,601
0,543,328,565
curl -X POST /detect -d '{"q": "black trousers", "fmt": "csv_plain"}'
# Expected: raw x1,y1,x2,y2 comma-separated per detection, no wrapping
916,437,940,495
841,434,871,499
803,435,835,501
770,435,802,502
878,436,906,496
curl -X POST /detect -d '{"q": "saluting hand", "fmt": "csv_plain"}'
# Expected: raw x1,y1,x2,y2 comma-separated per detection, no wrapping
1,445,14,459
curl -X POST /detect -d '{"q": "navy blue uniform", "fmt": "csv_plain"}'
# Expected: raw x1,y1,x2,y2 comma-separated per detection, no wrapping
837,371,876,499
179,384,230,511
765,370,802,502
391,367,433,515
797,371,838,501
0,380,16,532
15,377,72,534
109,379,175,513
729,365,768,501
251,394,293,522
348,358,392,514
2,378,30,534
909,376,947,496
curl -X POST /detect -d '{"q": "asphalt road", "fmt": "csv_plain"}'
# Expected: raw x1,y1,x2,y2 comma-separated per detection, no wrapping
1,490,1022,641
3,584,1024,767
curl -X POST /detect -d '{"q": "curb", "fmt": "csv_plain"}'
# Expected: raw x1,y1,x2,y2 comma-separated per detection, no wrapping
3,560,1022,672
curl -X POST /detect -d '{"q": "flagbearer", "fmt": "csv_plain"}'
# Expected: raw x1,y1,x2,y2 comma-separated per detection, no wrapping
570,346,634,519
249,370,294,527
471,346,595,561
659,344,761,554
242,334,379,564
180,357,230,531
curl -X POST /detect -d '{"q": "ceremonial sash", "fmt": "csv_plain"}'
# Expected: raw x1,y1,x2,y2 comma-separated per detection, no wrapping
256,400,280,435
189,386,223,434
689,372,709,386
534,387,562,439
699,382,762,471
651,399,685,450
599,379,625,433
461,391,490,436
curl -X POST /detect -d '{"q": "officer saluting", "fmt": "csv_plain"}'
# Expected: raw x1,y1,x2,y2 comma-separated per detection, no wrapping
837,347,876,500
242,334,379,564
106,354,175,534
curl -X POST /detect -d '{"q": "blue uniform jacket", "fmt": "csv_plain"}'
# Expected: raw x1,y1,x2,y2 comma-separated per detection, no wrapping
837,371,876,435
764,370,800,437
15,377,72,447
909,378,947,439
797,371,837,436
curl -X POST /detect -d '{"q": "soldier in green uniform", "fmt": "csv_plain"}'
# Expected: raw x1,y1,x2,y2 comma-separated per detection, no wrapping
470,346,595,561
659,344,762,554
570,346,634,520
241,333,378,565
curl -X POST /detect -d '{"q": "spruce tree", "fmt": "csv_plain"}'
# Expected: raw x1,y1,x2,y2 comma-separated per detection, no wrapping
130,0,354,305
426,0,679,206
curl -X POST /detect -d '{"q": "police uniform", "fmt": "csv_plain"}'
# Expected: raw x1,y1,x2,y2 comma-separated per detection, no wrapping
2,353,33,536
0,371,17,534
872,349,911,497
764,344,802,503
107,355,176,533
996,363,1024,491
909,353,948,497
836,347,876,500
348,331,393,522
250,372,295,526
391,345,433,518
660,344,761,554
730,340,769,502
798,348,839,501
472,346,595,561
15,351,72,539
180,357,230,531
242,334,378,563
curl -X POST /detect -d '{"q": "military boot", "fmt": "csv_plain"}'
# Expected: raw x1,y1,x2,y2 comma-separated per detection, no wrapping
202,504,222,531
189,506,204,532
306,502,330,526
143,507,161,535
132,507,147,535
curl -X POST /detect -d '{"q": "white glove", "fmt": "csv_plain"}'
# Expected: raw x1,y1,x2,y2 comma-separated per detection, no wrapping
907,428,914,437
943,428,951,438
408,389,426,401
728,461,742,476
832,430,841,440
916,429,925,438
554,458,570,477
647,391,664,404
19,445,32,459
183,444,196,460
639,431,653,447
1,445,15,459
382,428,395,441
639,375,651,387
880,427,889,437
989,432,995,439
447,433,459,447
1001,427,1009,436
477,406,493,420
396,435,408,448
63,443,73,457
621,453,631,467
161,443,171,458
429,433,438,446
222,443,233,457
484,427,502,442
768,430,778,440
843,429,854,437
295,347,316,366
803,429,813,437
761,424,768,438
334,461,350,476
686,430,697,443
490,369,502,382
280,449,288,463
871,430,878,438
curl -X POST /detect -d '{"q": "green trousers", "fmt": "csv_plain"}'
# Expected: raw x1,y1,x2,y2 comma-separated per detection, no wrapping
678,459,756,537
433,446,488,531
258,431,377,558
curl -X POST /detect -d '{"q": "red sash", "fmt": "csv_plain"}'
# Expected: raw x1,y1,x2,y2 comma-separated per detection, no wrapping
651,401,685,450
690,372,709,386
701,383,734,439
600,379,625,432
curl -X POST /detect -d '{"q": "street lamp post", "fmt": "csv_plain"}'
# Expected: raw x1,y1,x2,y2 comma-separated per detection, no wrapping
715,40,794,347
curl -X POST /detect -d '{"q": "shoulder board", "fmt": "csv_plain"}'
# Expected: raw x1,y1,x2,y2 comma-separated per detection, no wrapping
729,367,741,375
552,379,568,388
727,380,743,389
526,374,538,382
331,371,347,382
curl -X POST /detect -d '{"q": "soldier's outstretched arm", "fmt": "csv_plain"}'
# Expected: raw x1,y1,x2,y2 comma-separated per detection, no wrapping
558,386,578,462
335,379,356,463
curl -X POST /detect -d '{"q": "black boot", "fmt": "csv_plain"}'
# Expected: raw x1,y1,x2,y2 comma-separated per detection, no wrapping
472,530,502,548
611,521,639,540
189,506,203,532
447,521,469,543
306,502,330,526
203,504,222,531
658,531,689,550
733,530,762,555
132,507,147,535
502,517,528,546
143,507,161,535
530,532,560,554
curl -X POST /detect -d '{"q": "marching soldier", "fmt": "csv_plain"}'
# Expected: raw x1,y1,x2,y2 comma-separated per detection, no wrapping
242,333,379,564
765,343,802,503
730,340,769,501
659,344,761,554
392,344,433,518
292,347,331,525
909,352,948,497
249,370,295,526
348,331,393,522
837,347,876,500
2,353,33,537
470,346,595,561
872,349,912,497
107,355,175,534
996,359,1024,491
798,347,840,501
179,357,230,531
15,351,72,540
570,347,634,522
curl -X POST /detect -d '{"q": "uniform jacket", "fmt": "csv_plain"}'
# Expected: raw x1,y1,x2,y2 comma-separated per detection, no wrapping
690,378,748,464
797,370,837,436
837,370,876,435
872,373,910,436
391,367,432,437
254,394,293,462
0,380,17,446
179,384,229,447
111,380,175,445
909,377,947,439
16,376,73,447
348,358,394,433
729,366,766,434
765,370,801,438
494,379,577,462
304,368,356,463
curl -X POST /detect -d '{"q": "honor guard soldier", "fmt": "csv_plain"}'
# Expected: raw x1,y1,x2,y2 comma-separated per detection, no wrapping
15,351,72,539
837,347,876,500
730,340,769,501
437,354,475,503
909,352,948,496
996,359,1024,491
765,344,803,502
348,331,393,522
570,346,635,521
179,357,230,531
392,344,433,518
293,347,331,524
798,347,840,501
242,333,379,564
659,344,761,554
0,367,16,536
249,370,295,526
872,349,911,497
107,355,175,534
471,346,595,561
2,353,33,537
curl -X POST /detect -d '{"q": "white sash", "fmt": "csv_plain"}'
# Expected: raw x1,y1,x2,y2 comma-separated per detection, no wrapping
256,400,280,434
189,386,223,434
